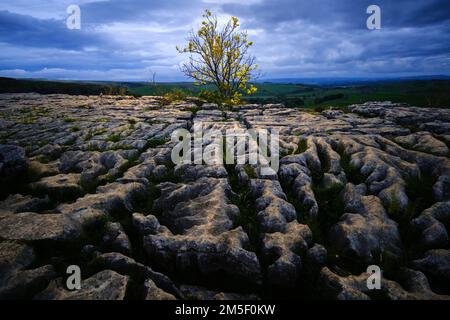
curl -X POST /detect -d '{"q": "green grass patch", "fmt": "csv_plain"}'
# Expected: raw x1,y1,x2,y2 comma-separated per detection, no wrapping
19,116,36,124
81,214,111,243
294,139,308,154
145,137,168,149
106,134,121,142
243,165,257,179
310,183,345,243
339,152,366,185
226,164,260,252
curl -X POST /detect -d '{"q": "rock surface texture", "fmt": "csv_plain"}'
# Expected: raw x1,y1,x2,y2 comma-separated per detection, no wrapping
0,95,449,300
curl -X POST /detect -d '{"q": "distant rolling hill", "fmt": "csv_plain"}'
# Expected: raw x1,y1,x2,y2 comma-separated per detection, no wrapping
1,77,449,109
0,77,129,95
260,75,450,85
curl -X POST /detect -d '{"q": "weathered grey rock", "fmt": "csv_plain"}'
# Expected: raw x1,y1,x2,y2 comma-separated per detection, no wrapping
338,136,417,211
31,144,63,160
0,241,45,299
81,244,101,260
27,160,60,179
251,179,313,288
262,222,311,287
0,212,81,243
394,132,449,156
201,103,219,110
102,222,131,255
1,95,450,300
35,270,129,300
278,136,349,221
0,194,50,215
305,244,328,271
119,147,171,184
29,173,83,199
412,249,450,285
421,121,450,134
0,241,35,274
174,164,228,182
251,179,297,233
318,266,449,300
180,285,259,300
329,183,403,266
322,109,344,119
132,212,160,236
57,181,147,218
143,279,176,300
412,202,450,249
89,252,182,298
263,103,285,109
59,150,128,188
145,177,261,284
0,265,57,299
0,145,28,184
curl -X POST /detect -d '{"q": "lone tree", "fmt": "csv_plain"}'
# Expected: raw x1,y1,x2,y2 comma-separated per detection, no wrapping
177,10,258,105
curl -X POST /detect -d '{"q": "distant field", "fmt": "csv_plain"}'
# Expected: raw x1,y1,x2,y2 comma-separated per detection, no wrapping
128,80,450,109
0,77,126,95
1,77,449,109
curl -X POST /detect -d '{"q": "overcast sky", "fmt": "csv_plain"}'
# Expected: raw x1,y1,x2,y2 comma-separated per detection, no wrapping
0,0,449,81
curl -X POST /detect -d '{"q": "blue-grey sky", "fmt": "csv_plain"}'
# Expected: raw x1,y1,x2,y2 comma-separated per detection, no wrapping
0,0,449,81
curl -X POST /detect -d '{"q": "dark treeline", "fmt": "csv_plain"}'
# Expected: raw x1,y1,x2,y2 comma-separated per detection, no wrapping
0,77,128,96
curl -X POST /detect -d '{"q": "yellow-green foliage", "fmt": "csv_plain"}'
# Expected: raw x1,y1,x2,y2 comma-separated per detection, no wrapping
161,88,189,105
177,10,258,105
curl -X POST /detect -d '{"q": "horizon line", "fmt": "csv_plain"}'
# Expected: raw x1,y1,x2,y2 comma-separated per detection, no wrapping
2,74,450,84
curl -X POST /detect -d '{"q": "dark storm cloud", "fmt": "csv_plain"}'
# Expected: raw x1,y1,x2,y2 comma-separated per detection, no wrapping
219,0,450,77
79,0,205,24
0,10,106,50
0,0,449,80
221,0,450,29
